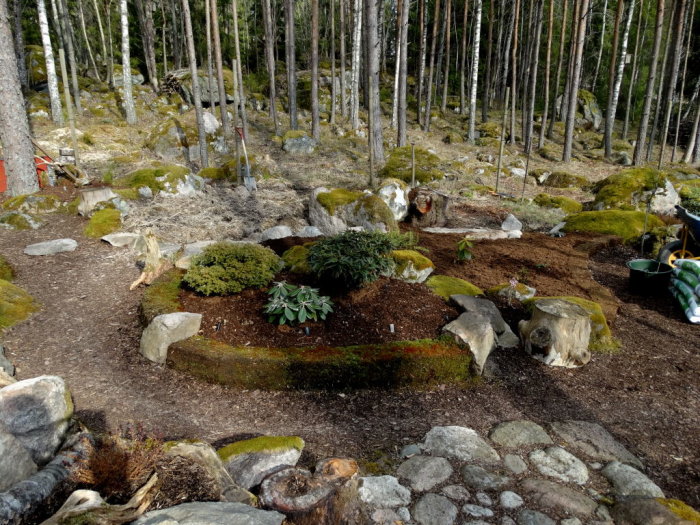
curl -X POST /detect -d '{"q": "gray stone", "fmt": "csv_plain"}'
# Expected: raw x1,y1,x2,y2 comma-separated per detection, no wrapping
595,504,612,521
423,426,500,464
461,465,511,491
528,446,589,484
475,492,492,506
548,421,643,469
561,519,582,525
260,225,294,241
449,295,520,349
308,187,397,236
0,375,73,465
396,455,453,492
501,214,523,232
0,345,14,377
138,186,153,199
295,225,323,237
0,429,38,491
203,112,221,134
283,135,317,154
371,508,405,524
601,461,664,498
610,498,689,525
413,493,458,525
441,484,470,501
24,238,78,256
158,242,182,260
577,92,603,130
0,211,42,231
616,151,632,166
101,232,146,252
504,454,528,475
650,179,680,216
464,521,491,525
519,478,597,516
400,443,422,458
359,475,412,508
510,168,527,178
462,503,494,518
219,436,304,490
77,187,118,216
517,509,556,525
132,502,285,525
140,312,202,364
501,517,517,525
442,312,496,376
397,507,411,522
377,181,409,221
500,490,524,509
489,420,553,448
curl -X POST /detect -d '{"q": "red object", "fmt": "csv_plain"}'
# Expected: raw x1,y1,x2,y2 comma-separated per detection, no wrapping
0,157,51,193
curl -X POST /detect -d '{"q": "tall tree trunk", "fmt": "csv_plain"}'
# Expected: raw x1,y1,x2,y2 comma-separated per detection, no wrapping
285,0,298,129
349,0,362,129
262,0,280,134
11,0,27,88
119,0,136,124
57,0,81,113
135,0,158,90
481,0,493,121
604,0,634,158
468,0,482,143
440,0,452,113
91,0,108,79
366,0,384,162
169,0,181,69
657,0,687,166
311,0,320,139
671,0,693,162
340,0,347,117
433,0,447,110
591,0,608,92
397,0,409,146
38,0,63,124
77,1,100,82
231,0,248,139
560,0,579,136
646,8,672,161
161,0,168,75
459,0,468,115
423,0,441,130
106,0,115,85
416,0,427,123
622,0,644,140
211,0,232,139
683,102,700,163
633,0,664,164
538,0,553,148
181,0,207,167
204,0,214,102
391,0,403,128
562,0,590,162
0,0,38,196
509,0,519,143
547,0,568,137
330,0,337,124
523,0,542,153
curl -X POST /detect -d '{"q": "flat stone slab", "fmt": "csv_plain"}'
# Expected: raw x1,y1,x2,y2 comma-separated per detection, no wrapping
529,446,589,484
413,493,458,525
500,491,524,509
359,476,412,508
396,455,453,492
132,502,285,525
489,420,554,448
441,485,471,501
421,227,521,240
461,465,511,490
462,504,494,518
601,461,664,498
423,426,500,464
504,454,528,475
140,312,202,364
24,238,77,256
519,478,597,517
548,421,643,469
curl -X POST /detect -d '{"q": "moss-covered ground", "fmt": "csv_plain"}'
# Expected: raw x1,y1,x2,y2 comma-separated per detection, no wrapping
0,279,39,331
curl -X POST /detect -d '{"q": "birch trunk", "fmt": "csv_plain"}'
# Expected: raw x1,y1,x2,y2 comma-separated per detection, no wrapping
440,0,452,114
562,0,590,162
646,10,672,161
591,0,608,92
38,0,63,124
547,0,567,137
231,0,248,139
366,0,384,163
262,0,280,134
604,0,634,159
538,0,553,148
423,0,441,130
311,0,320,140
285,0,298,129
671,1,693,162
204,0,215,102
340,0,347,117
120,0,136,124
397,0,410,146
622,0,644,140
181,0,207,167
481,0,493,120
633,0,664,165
459,0,468,116
0,0,38,196
523,0,542,153
106,0,115,85
683,102,700,163
330,0,337,124
211,0,232,139
91,0,107,77
391,0,404,128
468,0,482,143
349,0,362,130
560,0,578,135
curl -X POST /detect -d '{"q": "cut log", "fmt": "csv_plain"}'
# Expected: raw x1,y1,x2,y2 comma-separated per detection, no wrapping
518,299,592,368
407,188,449,227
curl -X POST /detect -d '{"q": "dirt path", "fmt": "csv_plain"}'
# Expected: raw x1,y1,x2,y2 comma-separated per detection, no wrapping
1,216,699,507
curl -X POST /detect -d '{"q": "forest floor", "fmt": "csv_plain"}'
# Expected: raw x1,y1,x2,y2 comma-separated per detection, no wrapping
2,99,699,507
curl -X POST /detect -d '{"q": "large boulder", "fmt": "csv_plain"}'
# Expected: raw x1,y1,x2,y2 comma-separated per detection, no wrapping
450,295,520,348
422,426,500,464
308,187,398,235
0,429,37,491
282,131,317,154
132,502,285,525
145,114,225,162
112,64,145,86
0,376,73,465
591,168,680,215
390,250,434,283
577,90,603,130
140,312,202,364
24,238,78,256
442,313,496,376
377,179,409,221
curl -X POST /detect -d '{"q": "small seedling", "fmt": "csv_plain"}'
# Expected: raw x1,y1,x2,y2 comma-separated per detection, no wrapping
456,239,474,262
264,281,334,325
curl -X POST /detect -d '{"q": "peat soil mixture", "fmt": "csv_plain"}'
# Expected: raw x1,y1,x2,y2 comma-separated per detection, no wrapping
1,215,699,507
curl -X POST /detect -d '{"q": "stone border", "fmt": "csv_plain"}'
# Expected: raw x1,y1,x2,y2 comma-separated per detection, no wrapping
141,270,473,390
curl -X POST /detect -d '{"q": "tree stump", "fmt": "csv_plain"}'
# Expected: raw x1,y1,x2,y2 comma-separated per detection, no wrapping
518,299,592,367
407,188,449,227
129,232,172,290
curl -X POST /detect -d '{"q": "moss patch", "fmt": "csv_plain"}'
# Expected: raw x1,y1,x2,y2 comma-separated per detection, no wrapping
426,275,483,300
563,210,664,242
526,296,620,352
391,250,434,273
534,194,583,214
282,245,312,274
198,167,230,180
317,188,364,215
656,499,700,523
538,145,561,161
477,121,502,138
140,269,185,324
218,436,305,462
2,194,60,213
379,146,443,184
354,194,399,232
116,164,190,194
591,167,667,210
84,209,121,238
0,212,35,230
113,188,140,201
0,256,13,282
542,171,587,189
283,130,307,141
0,279,39,331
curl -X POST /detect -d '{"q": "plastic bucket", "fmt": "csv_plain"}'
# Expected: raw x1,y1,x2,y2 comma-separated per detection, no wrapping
626,259,673,293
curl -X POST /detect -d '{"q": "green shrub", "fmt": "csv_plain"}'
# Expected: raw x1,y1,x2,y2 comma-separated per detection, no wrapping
183,242,281,296
307,230,398,289
455,239,474,262
264,281,333,325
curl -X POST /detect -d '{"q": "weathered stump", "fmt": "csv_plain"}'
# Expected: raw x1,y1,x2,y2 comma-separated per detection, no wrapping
407,188,449,227
518,299,591,368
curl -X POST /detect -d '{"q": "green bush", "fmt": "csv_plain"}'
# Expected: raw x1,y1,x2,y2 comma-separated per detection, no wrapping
264,281,333,325
307,230,400,289
183,242,281,296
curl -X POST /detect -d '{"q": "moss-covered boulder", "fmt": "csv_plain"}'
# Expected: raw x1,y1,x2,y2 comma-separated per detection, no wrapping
390,250,434,283
477,121,502,138
308,187,398,235
0,280,39,331
115,164,198,196
25,45,47,86
426,275,483,300
538,144,561,161
676,179,700,214
542,171,588,189
576,89,603,130
281,245,312,274
2,195,61,214
591,167,680,215
84,208,121,238
0,257,13,282
0,212,41,231
534,194,583,214
112,64,145,86
488,282,537,302
145,112,224,161
165,68,235,105
563,210,664,242
526,296,619,352
379,146,443,184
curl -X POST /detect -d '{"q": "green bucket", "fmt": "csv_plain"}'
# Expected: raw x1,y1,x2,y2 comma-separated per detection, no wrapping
626,259,672,293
